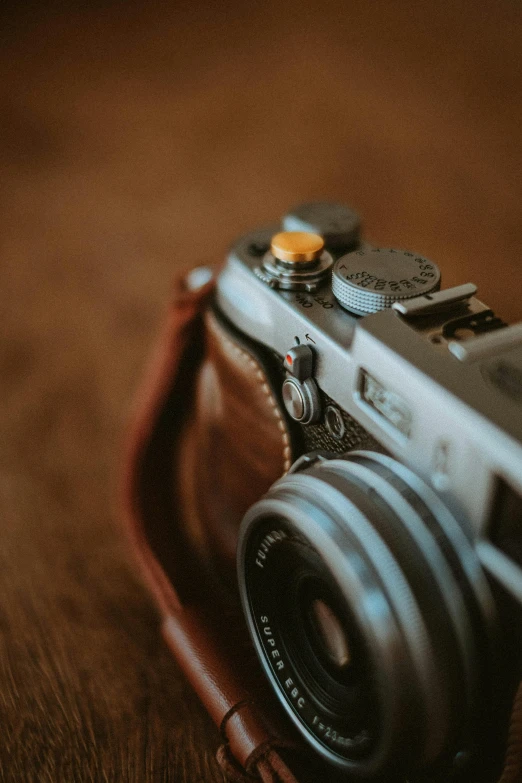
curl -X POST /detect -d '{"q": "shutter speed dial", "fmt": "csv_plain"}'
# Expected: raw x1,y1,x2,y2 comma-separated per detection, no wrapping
332,248,441,316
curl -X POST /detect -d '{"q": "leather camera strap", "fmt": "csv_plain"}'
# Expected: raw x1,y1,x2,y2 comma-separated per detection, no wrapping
121,267,522,783
121,268,319,783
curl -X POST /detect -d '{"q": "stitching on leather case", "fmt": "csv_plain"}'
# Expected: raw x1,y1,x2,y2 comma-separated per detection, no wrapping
207,314,292,473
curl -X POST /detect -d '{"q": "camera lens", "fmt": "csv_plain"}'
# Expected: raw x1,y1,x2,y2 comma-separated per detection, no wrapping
237,452,496,778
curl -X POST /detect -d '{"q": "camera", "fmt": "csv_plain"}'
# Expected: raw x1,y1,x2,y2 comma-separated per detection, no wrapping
208,202,522,781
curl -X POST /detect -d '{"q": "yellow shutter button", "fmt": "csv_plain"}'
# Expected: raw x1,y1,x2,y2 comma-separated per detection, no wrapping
254,229,332,291
270,231,324,264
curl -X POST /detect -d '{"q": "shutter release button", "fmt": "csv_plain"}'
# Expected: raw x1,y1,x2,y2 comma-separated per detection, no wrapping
270,231,324,264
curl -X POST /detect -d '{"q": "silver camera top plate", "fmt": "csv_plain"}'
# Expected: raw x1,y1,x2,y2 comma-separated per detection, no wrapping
216,220,522,603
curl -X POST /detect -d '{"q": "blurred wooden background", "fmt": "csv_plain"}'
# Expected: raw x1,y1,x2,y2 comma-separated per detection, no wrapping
0,2,521,780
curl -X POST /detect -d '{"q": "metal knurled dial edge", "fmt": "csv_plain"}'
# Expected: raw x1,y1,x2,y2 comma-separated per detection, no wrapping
332,248,441,315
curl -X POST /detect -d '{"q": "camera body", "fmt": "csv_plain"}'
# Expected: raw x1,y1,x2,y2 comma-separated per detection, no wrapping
211,203,522,781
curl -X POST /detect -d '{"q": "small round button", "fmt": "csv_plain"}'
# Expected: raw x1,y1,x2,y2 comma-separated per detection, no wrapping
332,248,441,315
270,231,324,264
282,377,322,424
324,405,346,440
282,378,305,420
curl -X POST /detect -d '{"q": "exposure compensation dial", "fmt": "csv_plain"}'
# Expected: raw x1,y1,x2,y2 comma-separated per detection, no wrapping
332,248,441,316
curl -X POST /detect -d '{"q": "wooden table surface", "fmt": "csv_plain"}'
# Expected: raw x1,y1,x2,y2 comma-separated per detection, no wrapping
1,2,521,780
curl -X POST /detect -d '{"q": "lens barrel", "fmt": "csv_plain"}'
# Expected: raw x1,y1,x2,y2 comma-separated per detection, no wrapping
237,452,496,778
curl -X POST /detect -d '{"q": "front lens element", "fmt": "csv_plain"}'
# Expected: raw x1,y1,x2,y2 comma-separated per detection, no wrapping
308,598,351,671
